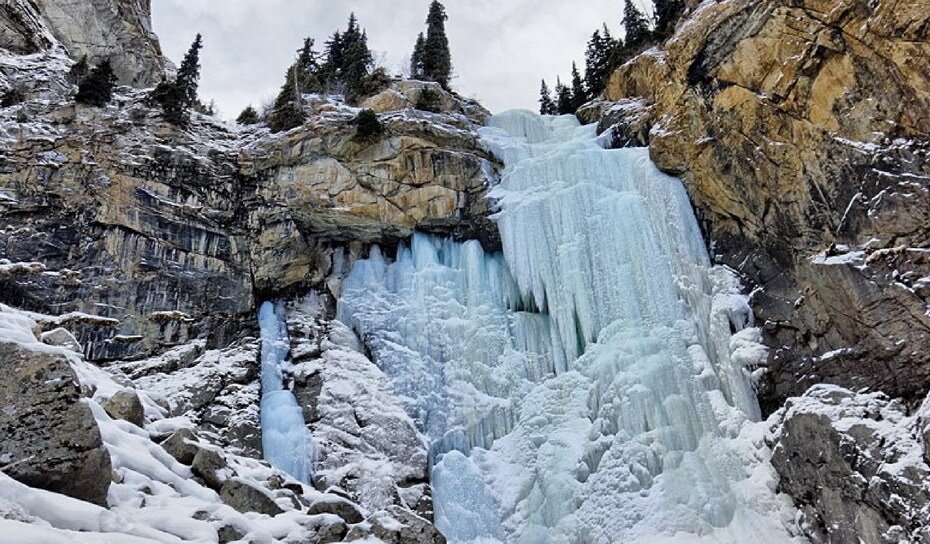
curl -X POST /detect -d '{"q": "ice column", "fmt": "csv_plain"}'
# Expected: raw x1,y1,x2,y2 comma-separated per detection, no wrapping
258,300,313,483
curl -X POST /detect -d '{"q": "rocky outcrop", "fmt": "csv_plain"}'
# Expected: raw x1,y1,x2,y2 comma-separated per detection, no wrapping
287,297,436,520
0,0,165,86
0,342,111,505
602,0,930,412
768,385,930,543
0,48,497,363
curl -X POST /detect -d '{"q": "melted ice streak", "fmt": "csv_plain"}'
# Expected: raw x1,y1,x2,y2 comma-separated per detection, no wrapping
338,111,801,543
259,300,313,483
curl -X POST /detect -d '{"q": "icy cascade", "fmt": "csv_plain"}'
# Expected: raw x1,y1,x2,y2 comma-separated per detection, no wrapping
337,234,560,461
337,111,799,544
258,301,313,483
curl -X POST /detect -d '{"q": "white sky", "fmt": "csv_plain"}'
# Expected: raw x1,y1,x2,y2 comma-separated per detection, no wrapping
151,0,632,118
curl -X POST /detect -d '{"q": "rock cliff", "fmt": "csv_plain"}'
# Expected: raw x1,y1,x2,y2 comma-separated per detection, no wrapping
600,0,930,414
0,0,165,86
0,53,494,362
598,1,930,541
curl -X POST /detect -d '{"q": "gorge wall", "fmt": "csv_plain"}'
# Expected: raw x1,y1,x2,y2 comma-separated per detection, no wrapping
0,0,165,86
598,0,930,414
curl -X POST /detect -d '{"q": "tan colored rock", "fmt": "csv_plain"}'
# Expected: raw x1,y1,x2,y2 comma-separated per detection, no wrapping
103,389,145,426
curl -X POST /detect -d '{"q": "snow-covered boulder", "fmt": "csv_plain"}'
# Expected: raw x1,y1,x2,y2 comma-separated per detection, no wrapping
0,341,111,505
769,385,930,543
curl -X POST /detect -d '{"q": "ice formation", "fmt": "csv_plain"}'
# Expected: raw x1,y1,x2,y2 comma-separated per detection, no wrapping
258,301,313,483
337,111,801,543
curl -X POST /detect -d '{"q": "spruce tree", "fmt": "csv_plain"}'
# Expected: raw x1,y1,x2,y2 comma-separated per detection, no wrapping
410,32,426,79
354,108,383,143
152,34,203,126
539,79,556,115
585,26,617,97
297,37,322,76
570,62,587,111
555,77,573,115
421,1,452,88
622,0,651,52
236,105,260,125
322,30,344,86
176,34,203,110
268,61,307,132
319,14,374,101
653,0,685,40
67,55,90,85
75,59,117,107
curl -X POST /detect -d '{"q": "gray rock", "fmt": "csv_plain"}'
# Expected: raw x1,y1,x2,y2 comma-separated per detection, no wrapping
0,342,112,505
219,477,284,516
312,519,348,544
102,389,144,427
40,327,82,352
770,386,930,544
307,495,365,524
191,447,229,490
160,428,199,465
217,524,246,543
345,505,446,544
35,0,164,86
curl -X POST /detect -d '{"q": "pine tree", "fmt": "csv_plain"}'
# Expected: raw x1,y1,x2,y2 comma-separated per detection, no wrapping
176,34,203,110
321,30,344,86
67,55,90,85
152,34,203,126
421,1,452,88
570,62,587,111
75,59,117,107
410,32,426,79
319,14,375,101
539,79,556,115
622,0,651,52
653,0,685,40
236,105,260,125
585,26,617,97
354,108,383,143
555,77,573,115
297,37,321,76
268,61,307,132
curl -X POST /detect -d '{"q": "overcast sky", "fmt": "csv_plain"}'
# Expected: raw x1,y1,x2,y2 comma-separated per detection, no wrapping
151,0,638,119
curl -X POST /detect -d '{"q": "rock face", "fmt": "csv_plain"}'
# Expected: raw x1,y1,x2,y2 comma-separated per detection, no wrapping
0,0,164,86
769,385,930,543
0,49,496,363
602,0,930,412
0,342,112,505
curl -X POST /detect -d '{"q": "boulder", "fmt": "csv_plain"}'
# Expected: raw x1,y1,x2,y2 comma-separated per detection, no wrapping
102,389,145,426
307,494,365,524
219,477,284,516
0,342,111,505
160,428,200,465
345,505,446,544
39,327,82,352
217,524,246,543
311,519,348,544
191,447,229,490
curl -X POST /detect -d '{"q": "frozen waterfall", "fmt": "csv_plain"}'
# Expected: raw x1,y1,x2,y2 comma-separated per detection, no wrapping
258,300,313,483
337,111,800,543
